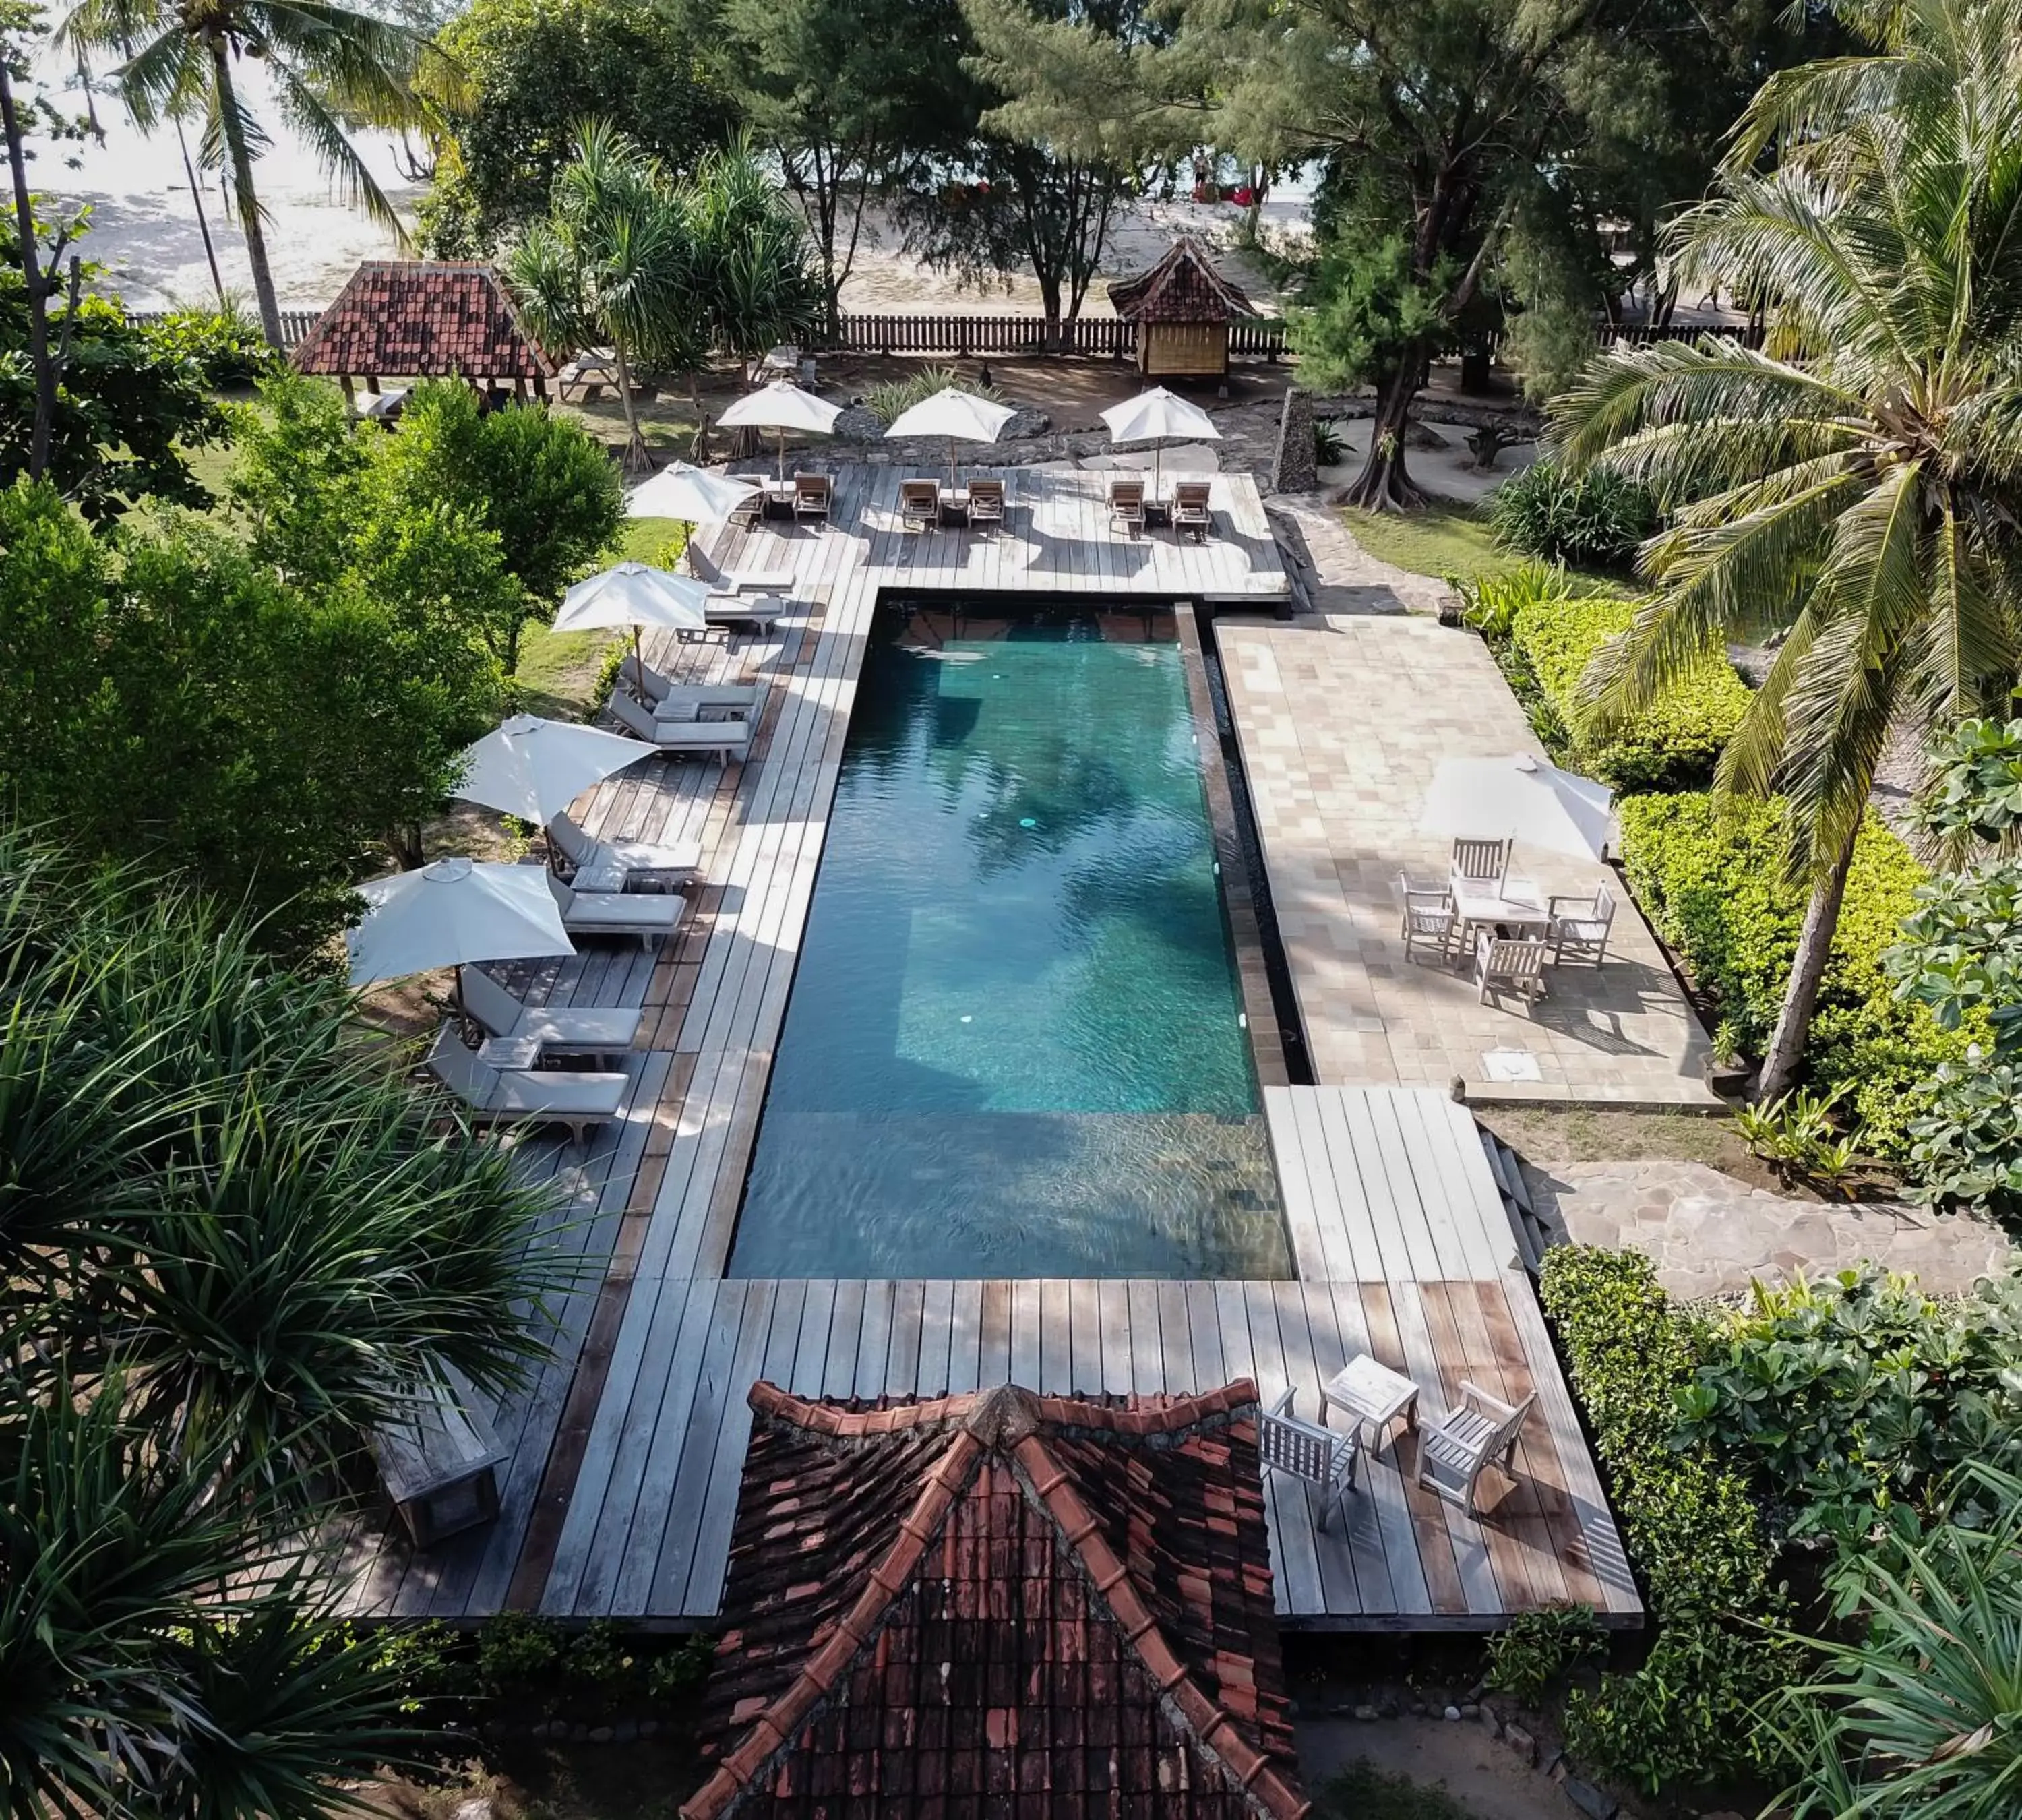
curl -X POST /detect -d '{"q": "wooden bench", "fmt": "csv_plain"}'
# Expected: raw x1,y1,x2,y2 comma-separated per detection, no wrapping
368,1371,510,1548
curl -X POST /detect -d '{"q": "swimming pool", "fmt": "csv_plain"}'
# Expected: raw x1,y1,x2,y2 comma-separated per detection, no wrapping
727,601,1289,1279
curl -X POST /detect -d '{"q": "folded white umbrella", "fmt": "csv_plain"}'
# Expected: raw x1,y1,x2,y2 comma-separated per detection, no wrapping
626,462,758,522
886,387,1019,485
454,712,658,826
551,562,710,692
718,380,842,479
347,857,573,988
1100,387,1222,492
1419,754,1615,861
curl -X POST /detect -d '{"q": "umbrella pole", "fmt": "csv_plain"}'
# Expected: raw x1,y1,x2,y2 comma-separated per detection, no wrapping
777,429,786,483
948,436,957,492
631,625,646,697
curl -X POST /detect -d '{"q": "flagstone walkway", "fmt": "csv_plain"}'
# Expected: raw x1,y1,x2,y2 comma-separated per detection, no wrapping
1218,609,1719,1107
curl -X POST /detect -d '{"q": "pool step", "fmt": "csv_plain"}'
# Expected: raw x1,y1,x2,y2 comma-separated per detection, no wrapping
1477,1127,1552,1276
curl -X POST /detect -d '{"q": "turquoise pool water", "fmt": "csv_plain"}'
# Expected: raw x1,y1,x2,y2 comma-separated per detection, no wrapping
727,601,1289,1279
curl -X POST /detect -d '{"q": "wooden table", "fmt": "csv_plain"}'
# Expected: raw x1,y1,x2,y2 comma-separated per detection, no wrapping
1451,874,1550,941
1322,1353,1421,1447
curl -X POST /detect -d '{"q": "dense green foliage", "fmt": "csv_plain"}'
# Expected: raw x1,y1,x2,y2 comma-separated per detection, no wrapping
1288,230,1451,402
0,830,562,1813
1483,1604,1606,1705
0,270,224,517
1506,578,1749,791
140,301,282,388
1539,1247,1792,1795
0,476,502,953
421,0,737,255
1616,792,1965,1153
865,362,1004,427
1676,1270,2022,1547
1489,457,1656,571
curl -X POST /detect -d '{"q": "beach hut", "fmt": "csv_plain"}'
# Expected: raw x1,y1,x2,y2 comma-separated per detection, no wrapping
1106,235,1258,381
293,260,559,404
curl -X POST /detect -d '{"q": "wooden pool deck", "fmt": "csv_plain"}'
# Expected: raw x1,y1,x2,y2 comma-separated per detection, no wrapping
334,468,1638,1633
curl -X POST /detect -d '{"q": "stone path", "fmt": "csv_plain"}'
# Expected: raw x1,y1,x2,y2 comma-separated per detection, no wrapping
1531,1160,2013,1300
1218,607,1717,1105
1264,493,1456,617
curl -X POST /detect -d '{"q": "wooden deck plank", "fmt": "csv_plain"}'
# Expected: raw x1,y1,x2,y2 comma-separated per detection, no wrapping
1126,1279,1165,1395
678,1280,781,1616
886,1279,927,1393
1154,1281,1194,1394
979,1280,1012,1389
948,1279,985,1395
1329,1283,1432,1616
917,1279,954,1397
1097,1280,1133,1396
1012,1279,1043,1389
824,1280,867,1398
1364,1281,1470,1616
1272,1281,1364,1616
1214,1281,1291,1617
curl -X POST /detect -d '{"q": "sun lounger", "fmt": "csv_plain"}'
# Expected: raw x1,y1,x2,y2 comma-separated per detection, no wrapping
425,1023,625,1146
654,683,768,724
965,477,1004,533
901,479,942,531
547,874,689,948
1109,477,1146,537
793,471,832,522
607,689,754,760
1171,478,1212,542
546,810,700,886
704,594,783,633
458,965,642,1060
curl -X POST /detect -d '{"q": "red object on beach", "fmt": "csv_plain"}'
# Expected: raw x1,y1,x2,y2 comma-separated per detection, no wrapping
1231,185,1256,206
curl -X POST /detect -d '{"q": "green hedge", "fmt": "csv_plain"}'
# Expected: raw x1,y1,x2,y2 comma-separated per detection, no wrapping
1511,592,1750,793
1616,792,1969,1155
1538,1248,1793,1795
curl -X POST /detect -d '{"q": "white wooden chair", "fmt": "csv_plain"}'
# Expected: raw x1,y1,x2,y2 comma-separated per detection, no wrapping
1450,837,1510,890
1109,477,1146,537
1550,884,1617,965
1417,1380,1537,1516
1474,932,1548,1006
1171,477,1213,543
1397,872,1457,963
1258,1387,1359,1533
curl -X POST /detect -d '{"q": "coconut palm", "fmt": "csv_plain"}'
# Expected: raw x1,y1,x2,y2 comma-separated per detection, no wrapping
508,121,699,473
57,0,456,348
1553,0,2022,1099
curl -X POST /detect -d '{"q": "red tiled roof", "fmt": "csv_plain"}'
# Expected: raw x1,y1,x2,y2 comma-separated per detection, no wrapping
684,1381,1306,1820
292,261,559,380
1107,237,1258,324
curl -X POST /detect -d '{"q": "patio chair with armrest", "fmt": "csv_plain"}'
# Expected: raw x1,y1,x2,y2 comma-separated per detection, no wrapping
425,1023,625,1147
1397,872,1458,963
1474,932,1548,1007
1258,1387,1360,1534
901,479,942,532
547,810,701,885
1417,1380,1537,1517
1108,477,1146,537
793,471,831,522
547,874,689,949
1450,837,1511,890
1171,478,1213,543
458,965,642,1060
965,477,1005,533
1550,883,1616,965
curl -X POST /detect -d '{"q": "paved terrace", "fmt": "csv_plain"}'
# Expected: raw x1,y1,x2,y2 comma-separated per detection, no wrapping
1219,611,1717,1106
335,468,1636,1633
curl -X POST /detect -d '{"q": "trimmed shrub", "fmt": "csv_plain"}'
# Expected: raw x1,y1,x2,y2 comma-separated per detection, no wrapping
1511,590,1750,792
1489,456,1655,570
1539,1248,1794,1795
1616,793,1969,1154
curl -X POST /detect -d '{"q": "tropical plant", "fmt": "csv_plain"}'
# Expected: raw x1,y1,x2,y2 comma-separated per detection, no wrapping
143,297,279,386
1769,1463,2022,1820
1731,1083,1862,1194
865,362,1004,427
57,0,456,348
1488,457,1657,570
1552,0,2022,1102
683,138,824,367
1483,1604,1606,1705
509,121,697,471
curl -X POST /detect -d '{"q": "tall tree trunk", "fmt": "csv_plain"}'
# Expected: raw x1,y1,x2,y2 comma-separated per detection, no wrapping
1339,357,1426,512
1756,828,1857,1100
609,338,650,474
1,57,57,480
210,39,284,348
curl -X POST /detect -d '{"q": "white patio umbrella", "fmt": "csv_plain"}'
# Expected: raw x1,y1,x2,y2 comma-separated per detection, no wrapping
347,857,573,988
717,380,842,479
551,562,710,693
885,387,1018,487
1099,387,1221,493
1418,754,1616,861
625,461,758,522
454,712,658,826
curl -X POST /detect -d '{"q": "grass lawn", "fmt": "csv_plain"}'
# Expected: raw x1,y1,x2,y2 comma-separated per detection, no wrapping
510,516,686,721
1341,502,1631,598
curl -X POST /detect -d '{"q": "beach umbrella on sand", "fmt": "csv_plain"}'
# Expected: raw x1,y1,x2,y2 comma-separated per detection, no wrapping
1419,754,1615,860
1100,387,1221,493
453,712,658,826
626,461,759,522
718,380,842,479
885,387,1018,487
347,857,573,988
551,562,710,694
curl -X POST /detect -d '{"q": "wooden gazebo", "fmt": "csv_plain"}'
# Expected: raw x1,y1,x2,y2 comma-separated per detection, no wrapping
293,260,560,400
1107,235,1258,380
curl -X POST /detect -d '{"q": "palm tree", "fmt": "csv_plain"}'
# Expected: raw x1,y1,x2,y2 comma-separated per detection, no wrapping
57,0,456,348
508,121,698,474
1553,0,2022,1099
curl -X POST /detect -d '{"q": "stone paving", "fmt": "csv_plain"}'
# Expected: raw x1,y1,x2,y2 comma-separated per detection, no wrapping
1530,1161,2014,1300
1219,606,1718,1106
